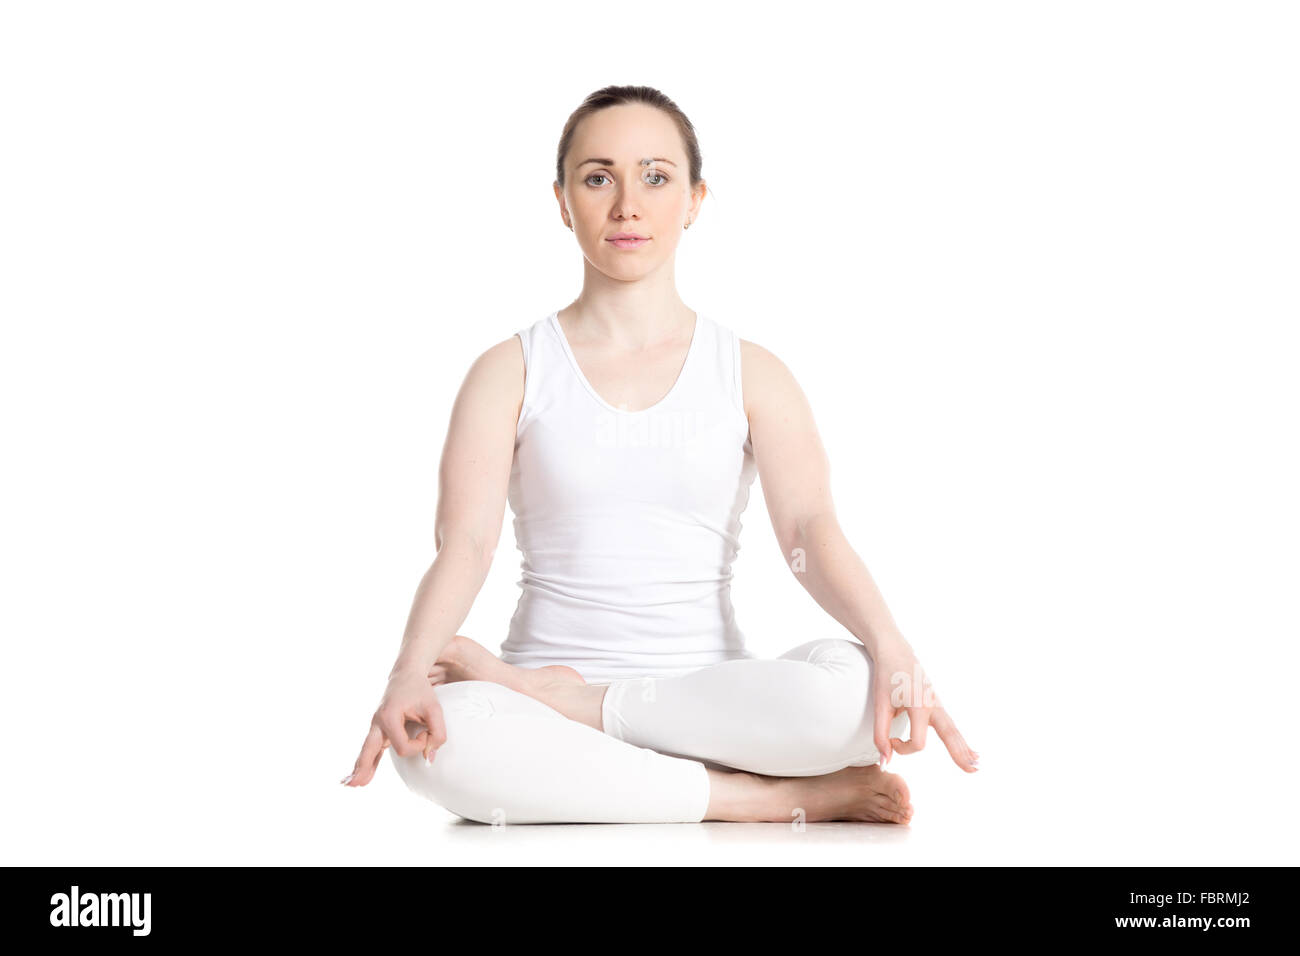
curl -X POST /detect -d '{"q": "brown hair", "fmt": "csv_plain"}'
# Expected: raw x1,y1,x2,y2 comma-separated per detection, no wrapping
554,85,708,196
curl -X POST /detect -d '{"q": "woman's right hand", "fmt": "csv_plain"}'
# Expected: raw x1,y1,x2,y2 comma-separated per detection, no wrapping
342,667,447,787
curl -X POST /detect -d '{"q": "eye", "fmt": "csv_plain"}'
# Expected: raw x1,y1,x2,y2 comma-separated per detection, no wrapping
583,171,671,187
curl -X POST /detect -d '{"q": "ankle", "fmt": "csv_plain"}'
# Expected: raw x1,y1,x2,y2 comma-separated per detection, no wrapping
436,635,467,674
710,770,793,823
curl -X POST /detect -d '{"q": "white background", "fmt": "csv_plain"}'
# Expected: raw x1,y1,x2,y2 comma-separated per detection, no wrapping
2,1,1296,865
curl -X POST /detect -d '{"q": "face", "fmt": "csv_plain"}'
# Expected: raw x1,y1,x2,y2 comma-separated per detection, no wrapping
555,103,705,278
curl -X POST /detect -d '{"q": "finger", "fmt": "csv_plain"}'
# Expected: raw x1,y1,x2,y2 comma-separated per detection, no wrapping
930,707,979,772
873,683,896,764
360,730,392,784
421,700,447,762
892,707,932,755
379,710,424,759
344,725,384,787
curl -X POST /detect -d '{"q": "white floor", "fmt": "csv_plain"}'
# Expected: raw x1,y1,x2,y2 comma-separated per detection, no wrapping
15,714,1292,866
327,749,1289,866
12,579,1297,866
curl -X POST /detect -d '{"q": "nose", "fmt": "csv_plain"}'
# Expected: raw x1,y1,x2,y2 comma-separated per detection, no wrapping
611,189,640,222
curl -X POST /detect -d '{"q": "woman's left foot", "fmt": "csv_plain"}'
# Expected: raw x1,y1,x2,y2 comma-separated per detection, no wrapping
427,635,606,730
430,634,586,697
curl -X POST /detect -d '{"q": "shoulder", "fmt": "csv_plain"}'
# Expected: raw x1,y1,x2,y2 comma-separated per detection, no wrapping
465,334,526,383
737,337,803,419
455,334,527,416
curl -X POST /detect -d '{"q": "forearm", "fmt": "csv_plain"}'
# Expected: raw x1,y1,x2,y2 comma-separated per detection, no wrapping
388,535,492,678
785,512,911,658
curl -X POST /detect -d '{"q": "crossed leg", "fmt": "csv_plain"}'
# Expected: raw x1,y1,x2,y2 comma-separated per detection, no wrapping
389,635,914,825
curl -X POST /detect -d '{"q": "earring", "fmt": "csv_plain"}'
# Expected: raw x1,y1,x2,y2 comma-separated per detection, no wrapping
685,219,692,230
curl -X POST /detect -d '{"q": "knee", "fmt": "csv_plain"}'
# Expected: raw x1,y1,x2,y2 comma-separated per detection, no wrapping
815,641,913,752
794,639,909,753
804,638,873,700
387,683,508,824
764,641,868,747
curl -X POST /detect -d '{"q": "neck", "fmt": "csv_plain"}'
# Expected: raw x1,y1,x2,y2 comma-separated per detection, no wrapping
561,295,695,350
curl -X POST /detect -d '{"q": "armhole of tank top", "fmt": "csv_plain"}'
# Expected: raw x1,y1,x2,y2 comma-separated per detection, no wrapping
514,328,533,440
730,329,749,428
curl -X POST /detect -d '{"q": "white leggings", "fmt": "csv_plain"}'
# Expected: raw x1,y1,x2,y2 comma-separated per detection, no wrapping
389,637,911,824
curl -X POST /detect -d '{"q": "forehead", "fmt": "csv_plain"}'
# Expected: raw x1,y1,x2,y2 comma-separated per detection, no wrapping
570,104,682,161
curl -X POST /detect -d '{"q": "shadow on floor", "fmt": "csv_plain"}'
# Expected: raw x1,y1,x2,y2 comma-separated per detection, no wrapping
434,817,915,848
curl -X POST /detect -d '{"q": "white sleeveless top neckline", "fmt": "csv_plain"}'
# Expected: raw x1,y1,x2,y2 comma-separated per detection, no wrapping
548,309,702,416
500,309,759,682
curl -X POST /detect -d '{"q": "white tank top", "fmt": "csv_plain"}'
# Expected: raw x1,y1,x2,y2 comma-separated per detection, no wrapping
500,309,760,682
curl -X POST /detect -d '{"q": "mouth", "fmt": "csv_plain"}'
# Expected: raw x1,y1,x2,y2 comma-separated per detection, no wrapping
607,234,650,248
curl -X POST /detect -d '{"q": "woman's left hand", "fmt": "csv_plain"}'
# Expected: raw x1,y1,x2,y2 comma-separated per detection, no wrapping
870,640,980,773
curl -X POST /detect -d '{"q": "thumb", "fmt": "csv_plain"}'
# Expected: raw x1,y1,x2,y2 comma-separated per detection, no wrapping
420,731,434,764
874,691,895,766
421,701,445,764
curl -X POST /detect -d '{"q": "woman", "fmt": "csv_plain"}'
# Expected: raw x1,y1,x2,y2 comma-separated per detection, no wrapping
342,85,979,824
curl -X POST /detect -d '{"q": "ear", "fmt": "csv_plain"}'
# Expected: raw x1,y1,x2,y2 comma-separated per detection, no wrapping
691,179,707,217
553,181,570,227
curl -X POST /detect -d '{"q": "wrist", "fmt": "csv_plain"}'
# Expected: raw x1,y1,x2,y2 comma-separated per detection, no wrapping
858,629,911,659
387,659,429,682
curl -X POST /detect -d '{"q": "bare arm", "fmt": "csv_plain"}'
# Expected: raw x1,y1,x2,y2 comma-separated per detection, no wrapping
389,334,526,678
343,333,525,786
741,339,908,658
741,339,979,772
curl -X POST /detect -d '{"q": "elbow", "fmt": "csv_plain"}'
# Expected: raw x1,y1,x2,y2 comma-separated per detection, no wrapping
777,510,841,563
779,509,836,548
434,526,498,575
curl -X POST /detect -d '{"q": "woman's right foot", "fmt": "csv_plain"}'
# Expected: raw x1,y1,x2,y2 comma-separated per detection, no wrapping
711,763,914,824
792,763,914,823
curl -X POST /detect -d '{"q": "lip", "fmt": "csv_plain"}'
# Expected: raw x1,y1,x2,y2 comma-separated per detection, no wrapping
607,234,650,248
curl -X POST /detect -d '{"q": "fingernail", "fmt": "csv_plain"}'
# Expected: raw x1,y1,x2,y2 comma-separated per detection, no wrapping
424,751,433,767
340,772,355,785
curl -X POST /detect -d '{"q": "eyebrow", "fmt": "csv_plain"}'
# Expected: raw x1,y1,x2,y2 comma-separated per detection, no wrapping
577,157,678,168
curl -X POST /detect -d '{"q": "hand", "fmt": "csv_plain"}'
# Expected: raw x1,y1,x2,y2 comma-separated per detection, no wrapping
342,666,448,787
870,641,979,773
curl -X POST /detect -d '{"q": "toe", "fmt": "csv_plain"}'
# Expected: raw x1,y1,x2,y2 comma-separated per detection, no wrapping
884,772,910,807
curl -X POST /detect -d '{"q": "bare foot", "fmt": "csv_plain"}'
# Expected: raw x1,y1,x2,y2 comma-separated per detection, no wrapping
430,635,587,698
794,763,914,824
423,635,611,730
428,639,915,826
709,763,914,824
